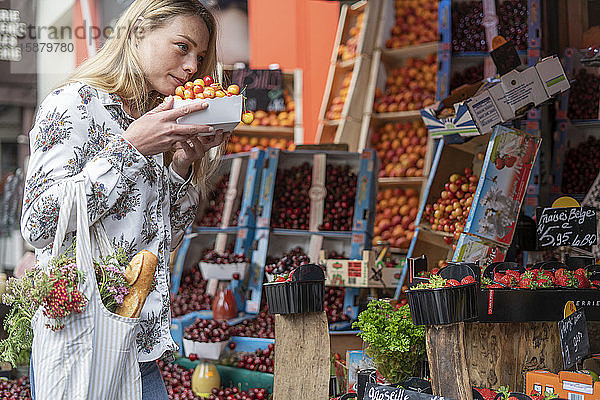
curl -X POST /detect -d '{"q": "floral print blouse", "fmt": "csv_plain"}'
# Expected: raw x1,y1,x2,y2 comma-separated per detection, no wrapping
21,81,199,362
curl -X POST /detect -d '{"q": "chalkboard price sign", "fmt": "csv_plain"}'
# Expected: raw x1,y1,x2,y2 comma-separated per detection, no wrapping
363,383,452,400
231,68,285,112
535,206,597,248
558,309,590,369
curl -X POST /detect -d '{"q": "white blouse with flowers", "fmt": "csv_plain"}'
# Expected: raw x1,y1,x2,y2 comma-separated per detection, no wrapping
21,81,199,362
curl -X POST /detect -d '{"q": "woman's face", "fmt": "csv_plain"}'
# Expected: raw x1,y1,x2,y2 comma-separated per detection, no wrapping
136,14,210,96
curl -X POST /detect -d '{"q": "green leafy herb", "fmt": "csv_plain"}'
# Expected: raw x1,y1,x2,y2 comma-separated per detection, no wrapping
352,300,426,383
412,274,447,290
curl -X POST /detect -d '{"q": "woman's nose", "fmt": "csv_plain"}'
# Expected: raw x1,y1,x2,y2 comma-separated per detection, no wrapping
182,56,198,76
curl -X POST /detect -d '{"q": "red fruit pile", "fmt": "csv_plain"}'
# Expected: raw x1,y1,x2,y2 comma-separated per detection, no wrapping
207,387,268,400
385,0,438,49
497,0,528,50
271,163,311,229
0,376,32,399
196,174,240,227
568,69,600,120
320,165,357,231
450,64,484,91
231,311,275,339
561,136,600,194
338,12,363,61
474,387,498,400
158,360,196,400
325,286,351,323
373,187,419,249
183,319,231,343
264,247,310,276
372,120,428,178
236,343,275,374
423,168,478,236
201,249,248,264
373,55,437,113
174,75,239,100
451,2,485,52
171,270,213,318
486,268,599,289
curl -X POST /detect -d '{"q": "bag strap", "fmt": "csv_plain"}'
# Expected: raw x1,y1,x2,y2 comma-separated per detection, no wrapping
51,181,77,260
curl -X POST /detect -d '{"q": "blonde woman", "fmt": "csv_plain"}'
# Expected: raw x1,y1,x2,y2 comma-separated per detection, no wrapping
21,0,226,398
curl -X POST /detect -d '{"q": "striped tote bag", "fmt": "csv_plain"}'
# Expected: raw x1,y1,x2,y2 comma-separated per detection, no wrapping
30,180,142,400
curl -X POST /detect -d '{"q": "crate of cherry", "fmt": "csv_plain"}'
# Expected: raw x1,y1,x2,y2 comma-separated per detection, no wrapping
194,148,266,230
182,318,232,360
478,257,600,322
199,249,250,280
254,148,377,234
263,264,325,315
406,262,479,325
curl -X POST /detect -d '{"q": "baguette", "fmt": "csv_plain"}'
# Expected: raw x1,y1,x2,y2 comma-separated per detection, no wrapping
116,250,158,318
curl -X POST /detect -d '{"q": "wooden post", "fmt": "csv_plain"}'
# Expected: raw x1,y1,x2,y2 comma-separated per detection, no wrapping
274,312,330,399
426,322,565,394
426,322,473,400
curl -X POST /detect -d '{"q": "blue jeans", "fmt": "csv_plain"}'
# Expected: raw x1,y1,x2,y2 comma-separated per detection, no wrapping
30,360,168,399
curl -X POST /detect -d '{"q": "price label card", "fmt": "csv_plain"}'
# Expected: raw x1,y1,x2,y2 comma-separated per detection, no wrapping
557,309,590,369
535,206,597,248
231,68,284,112
363,383,452,400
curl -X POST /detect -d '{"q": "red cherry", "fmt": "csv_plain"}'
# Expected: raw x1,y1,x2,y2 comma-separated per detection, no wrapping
203,75,214,86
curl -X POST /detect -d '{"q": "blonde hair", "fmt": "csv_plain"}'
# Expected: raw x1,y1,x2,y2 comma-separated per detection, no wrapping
66,0,222,197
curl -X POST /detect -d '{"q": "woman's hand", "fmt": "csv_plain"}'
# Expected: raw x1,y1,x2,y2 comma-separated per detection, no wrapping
171,129,231,178
122,96,213,157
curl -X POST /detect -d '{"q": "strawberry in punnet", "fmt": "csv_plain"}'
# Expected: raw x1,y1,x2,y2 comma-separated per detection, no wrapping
506,269,522,281
574,268,588,277
496,274,512,287
575,274,591,288
518,277,534,289
475,387,497,400
446,279,460,287
461,276,476,285
555,268,576,287
592,280,600,288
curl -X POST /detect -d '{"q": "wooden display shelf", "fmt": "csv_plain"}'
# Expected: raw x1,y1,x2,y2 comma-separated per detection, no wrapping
418,224,454,239
377,176,427,187
380,41,439,63
234,125,295,137
370,110,423,122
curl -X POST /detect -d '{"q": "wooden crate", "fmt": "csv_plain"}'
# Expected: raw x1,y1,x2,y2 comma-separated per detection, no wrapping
244,228,370,314
328,0,382,66
557,0,600,49
316,0,382,149
254,148,377,237
414,133,490,233
221,67,303,150
375,0,440,51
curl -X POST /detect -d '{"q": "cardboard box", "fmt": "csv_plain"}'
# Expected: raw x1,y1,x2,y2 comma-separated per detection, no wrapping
464,126,541,245
526,370,600,399
452,232,508,268
465,56,570,134
420,103,480,138
320,250,405,288
175,95,242,133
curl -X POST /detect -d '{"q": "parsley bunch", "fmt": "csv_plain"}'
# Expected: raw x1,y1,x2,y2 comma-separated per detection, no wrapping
353,300,426,384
